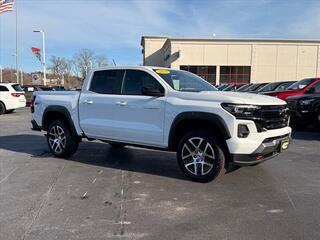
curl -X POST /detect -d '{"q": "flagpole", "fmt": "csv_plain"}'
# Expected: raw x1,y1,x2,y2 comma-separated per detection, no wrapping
15,0,19,84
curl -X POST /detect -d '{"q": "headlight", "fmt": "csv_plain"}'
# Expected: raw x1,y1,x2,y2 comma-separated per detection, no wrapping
221,103,260,119
299,99,315,105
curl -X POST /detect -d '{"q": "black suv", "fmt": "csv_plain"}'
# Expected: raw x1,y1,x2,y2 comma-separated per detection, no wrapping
286,92,320,128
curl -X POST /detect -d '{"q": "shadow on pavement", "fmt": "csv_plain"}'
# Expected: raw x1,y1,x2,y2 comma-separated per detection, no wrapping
0,134,192,181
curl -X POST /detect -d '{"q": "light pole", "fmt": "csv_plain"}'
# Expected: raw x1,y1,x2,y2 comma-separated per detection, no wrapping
33,30,46,86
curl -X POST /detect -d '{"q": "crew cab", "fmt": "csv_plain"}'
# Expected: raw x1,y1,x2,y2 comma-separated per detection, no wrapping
0,83,26,115
264,78,320,100
31,66,292,182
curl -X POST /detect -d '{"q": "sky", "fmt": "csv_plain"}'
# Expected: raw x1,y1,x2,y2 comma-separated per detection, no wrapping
1,0,320,73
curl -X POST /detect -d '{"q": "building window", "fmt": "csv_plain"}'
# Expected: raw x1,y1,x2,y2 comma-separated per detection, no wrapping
180,66,216,84
220,66,251,83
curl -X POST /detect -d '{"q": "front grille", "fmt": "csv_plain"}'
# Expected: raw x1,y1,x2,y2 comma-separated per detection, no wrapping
253,105,289,132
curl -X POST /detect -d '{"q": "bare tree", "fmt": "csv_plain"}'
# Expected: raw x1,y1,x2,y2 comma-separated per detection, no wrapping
49,56,69,83
73,49,108,80
94,54,108,68
73,49,94,79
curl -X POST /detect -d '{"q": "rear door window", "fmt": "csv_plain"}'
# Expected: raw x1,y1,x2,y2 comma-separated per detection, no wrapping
11,84,24,92
90,70,124,94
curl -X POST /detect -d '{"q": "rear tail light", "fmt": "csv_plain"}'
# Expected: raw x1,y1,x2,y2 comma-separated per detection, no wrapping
11,93,22,97
30,95,36,113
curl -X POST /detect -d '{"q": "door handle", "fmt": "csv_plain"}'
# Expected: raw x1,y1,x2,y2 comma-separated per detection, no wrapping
116,101,127,106
83,100,93,104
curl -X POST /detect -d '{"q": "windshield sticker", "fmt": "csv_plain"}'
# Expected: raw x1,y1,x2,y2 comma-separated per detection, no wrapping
156,69,170,74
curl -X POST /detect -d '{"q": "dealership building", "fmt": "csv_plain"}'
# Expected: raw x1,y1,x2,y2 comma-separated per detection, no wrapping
141,36,320,85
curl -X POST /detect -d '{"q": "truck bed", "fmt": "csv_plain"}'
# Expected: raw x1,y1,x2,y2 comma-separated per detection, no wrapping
33,91,83,135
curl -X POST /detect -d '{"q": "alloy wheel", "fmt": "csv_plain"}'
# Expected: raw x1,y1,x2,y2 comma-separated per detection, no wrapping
181,137,215,176
48,125,66,154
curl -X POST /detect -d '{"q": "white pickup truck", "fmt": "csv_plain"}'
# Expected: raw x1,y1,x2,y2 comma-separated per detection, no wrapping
31,66,291,182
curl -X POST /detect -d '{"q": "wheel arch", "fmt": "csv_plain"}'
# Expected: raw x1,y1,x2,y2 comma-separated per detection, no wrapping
168,112,231,152
0,100,6,113
42,106,78,136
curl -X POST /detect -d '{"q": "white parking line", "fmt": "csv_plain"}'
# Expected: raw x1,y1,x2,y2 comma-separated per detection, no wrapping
0,167,18,184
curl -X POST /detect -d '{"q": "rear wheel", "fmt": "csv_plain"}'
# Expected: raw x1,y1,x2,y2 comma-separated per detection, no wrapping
47,120,79,157
0,102,6,115
177,130,226,182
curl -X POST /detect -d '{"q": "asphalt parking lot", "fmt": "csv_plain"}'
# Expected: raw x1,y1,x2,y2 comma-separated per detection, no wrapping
0,108,320,240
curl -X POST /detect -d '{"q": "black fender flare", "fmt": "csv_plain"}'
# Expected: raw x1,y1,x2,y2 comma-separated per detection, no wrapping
42,105,78,135
168,112,231,150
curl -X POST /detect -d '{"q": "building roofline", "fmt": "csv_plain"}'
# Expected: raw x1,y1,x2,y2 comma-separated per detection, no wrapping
140,36,168,46
165,37,320,43
142,36,320,49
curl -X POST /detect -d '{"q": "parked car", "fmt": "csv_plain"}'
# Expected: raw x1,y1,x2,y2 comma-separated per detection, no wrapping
286,89,320,127
244,83,268,93
274,81,296,91
256,81,295,94
31,66,291,182
264,78,320,100
236,84,253,92
22,85,42,106
222,83,248,91
217,83,230,91
0,83,26,114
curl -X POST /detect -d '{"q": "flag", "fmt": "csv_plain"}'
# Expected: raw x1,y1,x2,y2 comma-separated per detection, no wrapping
0,0,14,14
31,47,42,62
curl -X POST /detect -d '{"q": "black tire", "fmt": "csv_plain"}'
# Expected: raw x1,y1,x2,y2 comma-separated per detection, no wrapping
47,120,79,157
6,109,15,114
109,143,126,148
177,130,226,182
0,102,6,115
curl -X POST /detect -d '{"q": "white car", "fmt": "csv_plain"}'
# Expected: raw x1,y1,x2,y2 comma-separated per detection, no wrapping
31,66,291,182
0,83,27,114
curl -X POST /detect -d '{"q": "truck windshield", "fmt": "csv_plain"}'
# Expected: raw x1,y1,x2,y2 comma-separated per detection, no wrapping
287,78,313,90
154,69,217,92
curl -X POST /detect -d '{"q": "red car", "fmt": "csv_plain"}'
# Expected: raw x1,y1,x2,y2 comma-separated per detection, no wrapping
264,78,320,100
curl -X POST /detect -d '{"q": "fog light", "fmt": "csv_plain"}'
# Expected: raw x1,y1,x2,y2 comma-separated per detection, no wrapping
238,124,250,138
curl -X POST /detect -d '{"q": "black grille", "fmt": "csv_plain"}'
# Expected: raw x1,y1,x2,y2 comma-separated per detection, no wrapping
253,105,289,131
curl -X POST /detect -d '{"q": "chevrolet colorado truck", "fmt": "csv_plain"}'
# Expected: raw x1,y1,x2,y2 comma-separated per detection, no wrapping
31,66,291,182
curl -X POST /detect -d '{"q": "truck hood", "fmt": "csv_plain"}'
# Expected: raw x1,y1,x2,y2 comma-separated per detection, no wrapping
175,91,286,105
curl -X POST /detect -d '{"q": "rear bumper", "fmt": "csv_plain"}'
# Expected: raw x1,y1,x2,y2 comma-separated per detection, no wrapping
231,134,290,166
31,120,42,131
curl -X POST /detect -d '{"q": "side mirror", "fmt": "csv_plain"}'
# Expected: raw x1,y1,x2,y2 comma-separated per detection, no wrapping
142,86,164,97
306,87,315,94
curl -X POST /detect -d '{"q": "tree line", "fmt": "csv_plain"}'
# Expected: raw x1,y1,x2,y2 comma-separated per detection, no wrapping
1,49,108,88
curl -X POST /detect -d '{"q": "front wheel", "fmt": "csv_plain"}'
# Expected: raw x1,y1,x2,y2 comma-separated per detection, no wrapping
177,130,226,182
47,120,79,157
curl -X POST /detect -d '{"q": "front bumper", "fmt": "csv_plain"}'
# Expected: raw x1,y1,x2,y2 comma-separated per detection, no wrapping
231,134,290,166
